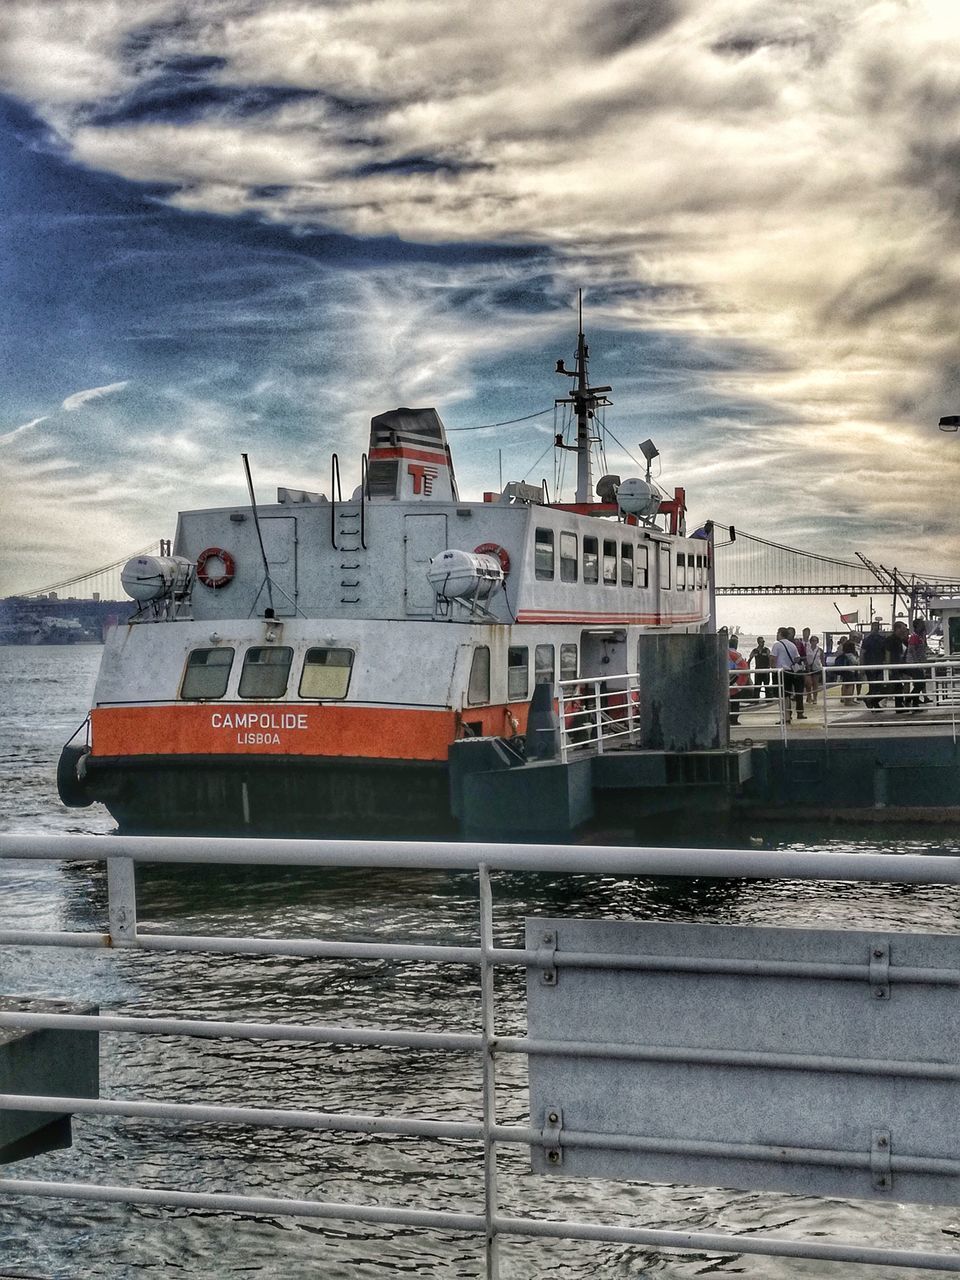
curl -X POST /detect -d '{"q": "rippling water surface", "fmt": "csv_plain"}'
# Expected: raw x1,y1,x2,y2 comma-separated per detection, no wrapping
1,645,958,1278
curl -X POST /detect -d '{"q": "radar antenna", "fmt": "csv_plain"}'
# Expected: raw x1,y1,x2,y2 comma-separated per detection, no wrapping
555,289,612,503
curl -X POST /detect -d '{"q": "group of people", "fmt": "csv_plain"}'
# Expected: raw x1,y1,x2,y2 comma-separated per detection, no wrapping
728,619,933,723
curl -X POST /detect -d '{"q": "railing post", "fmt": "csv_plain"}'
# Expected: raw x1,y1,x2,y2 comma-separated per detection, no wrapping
822,663,829,741
558,684,569,765
594,683,604,755
627,676,638,746
107,857,138,947
478,864,500,1280
779,668,788,747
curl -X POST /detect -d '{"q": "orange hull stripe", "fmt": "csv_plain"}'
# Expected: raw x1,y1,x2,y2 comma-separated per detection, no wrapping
91,702,530,763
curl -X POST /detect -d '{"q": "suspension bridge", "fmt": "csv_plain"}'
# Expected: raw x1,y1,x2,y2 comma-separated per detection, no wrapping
4,529,959,609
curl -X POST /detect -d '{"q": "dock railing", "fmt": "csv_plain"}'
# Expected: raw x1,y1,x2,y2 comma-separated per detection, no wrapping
730,658,960,742
1,833,959,1277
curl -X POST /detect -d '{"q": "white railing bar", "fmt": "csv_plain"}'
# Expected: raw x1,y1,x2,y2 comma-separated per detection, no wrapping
0,1178,485,1234
4,934,956,987
0,1010,480,1052
2,1177,956,1270
498,1037,960,1080
0,1094,481,1142
2,834,959,883
488,1126,960,1176
0,929,110,948
491,1215,960,1272
4,1095,956,1180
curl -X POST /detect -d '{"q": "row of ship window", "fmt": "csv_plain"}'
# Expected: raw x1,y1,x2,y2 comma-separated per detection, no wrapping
182,646,354,701
180,642,577,704
468,643,576,704
534,529,707,590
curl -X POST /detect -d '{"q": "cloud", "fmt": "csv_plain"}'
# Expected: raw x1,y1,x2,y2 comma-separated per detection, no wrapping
60,380,129,411
2,0,960,588
0,416,48,446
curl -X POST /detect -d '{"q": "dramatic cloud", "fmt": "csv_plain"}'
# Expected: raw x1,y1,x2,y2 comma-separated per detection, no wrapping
1,0,959,592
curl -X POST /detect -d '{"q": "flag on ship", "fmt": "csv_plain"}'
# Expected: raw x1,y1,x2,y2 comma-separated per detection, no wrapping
839,609,859,624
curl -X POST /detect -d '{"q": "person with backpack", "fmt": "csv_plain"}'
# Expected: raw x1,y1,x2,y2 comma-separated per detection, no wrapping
771,627,806,722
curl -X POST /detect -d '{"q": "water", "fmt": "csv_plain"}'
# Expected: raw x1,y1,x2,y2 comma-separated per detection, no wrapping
1,645,958,1278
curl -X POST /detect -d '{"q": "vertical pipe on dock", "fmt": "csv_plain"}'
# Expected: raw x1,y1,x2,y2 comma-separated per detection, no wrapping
478,865,500,1280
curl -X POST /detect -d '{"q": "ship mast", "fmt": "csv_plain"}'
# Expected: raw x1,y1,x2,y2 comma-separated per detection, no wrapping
555,291,612,503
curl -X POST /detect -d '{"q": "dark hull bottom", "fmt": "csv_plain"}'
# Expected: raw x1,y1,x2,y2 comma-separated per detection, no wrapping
83,755,456,837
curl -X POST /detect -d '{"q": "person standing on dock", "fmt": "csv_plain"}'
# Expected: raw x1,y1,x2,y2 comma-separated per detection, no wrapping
771,628,805,722
859,620,887,710
883,620,910,712
906,620,931,708
748,636,772,698
804,635,823,705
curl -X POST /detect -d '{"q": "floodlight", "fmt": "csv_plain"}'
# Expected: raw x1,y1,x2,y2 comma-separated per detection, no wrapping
939,415,960,432
639,438,660,462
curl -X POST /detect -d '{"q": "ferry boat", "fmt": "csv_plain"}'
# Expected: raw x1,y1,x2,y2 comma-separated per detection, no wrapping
58,318,714,833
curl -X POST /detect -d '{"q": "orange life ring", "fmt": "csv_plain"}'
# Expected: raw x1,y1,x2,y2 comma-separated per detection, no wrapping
196,546,236,589
474,542,510,576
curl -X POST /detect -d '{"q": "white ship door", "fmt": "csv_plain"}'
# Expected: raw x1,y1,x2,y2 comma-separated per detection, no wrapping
261,516,298,616
653,537,671,626
404,514,447,616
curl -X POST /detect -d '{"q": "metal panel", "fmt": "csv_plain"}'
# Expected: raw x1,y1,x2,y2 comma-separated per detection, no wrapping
260,516,297,616
526,918,960,1205
404,514,447,616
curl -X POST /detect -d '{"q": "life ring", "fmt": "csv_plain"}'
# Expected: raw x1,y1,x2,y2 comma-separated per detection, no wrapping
196,546,236,589
474,542,510,576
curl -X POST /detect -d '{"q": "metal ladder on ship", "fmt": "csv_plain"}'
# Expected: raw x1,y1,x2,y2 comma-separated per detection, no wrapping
330,454,368,605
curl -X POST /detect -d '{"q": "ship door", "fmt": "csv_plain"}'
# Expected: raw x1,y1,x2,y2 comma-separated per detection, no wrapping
260,516,298,616
579,629,628,681
653,537,671,626
404,514,447,616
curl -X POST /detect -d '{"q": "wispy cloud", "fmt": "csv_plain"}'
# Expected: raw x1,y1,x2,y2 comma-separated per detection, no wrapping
60,380,129,411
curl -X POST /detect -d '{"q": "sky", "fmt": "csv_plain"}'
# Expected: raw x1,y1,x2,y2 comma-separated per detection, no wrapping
2,0,960,597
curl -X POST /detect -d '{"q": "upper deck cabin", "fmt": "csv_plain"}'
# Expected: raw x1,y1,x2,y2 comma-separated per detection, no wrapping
171,489,709,630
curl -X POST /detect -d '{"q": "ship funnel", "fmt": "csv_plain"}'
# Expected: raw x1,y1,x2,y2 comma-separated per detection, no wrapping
366,407,459,501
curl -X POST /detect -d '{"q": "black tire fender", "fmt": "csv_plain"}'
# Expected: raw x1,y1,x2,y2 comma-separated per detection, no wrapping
57,744,93,808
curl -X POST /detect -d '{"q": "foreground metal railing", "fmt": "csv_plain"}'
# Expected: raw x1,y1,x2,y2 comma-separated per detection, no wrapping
730,658,960,743
1,834,959,1276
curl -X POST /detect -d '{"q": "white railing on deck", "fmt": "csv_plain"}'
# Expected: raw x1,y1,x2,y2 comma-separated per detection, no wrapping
1,834,959,1277
557,674,641,763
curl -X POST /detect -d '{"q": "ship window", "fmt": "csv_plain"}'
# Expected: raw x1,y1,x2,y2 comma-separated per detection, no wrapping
676,551,686,590
507,646,529,699
620,542,634,587
636,544,649,589
181,647,234,700
583,536,599,584
698,554,705,588
602,539,617,584
535,644,555,686
560,532,578,583
535,528,555,579
300,648,354,700
560,643,578,682
238,646,294,699
660,545,671,590
467,646,490,705
687,553,696,589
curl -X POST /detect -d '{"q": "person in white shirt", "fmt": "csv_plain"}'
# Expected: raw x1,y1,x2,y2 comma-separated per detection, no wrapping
771,627,806,721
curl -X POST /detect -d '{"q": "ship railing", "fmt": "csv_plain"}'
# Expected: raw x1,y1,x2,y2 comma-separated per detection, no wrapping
1,833,959,1277
556,674,642,762
730,658,960,743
